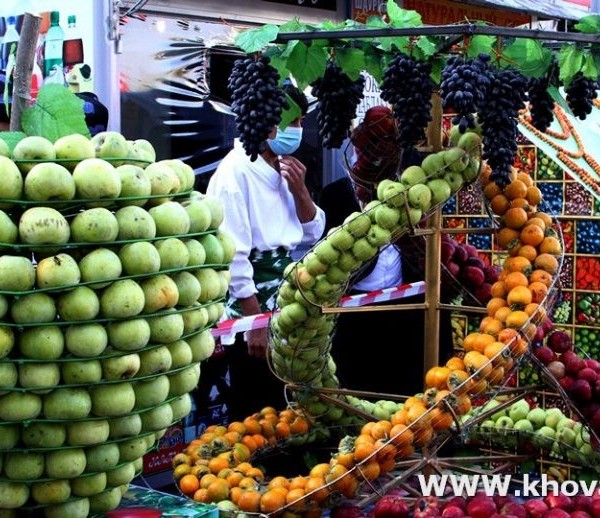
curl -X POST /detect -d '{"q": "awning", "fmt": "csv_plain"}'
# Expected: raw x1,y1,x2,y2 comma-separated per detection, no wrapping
455,0,591,20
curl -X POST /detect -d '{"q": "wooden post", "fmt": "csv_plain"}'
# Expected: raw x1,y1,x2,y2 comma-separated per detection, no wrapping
9,12,42,132
423,92,443,377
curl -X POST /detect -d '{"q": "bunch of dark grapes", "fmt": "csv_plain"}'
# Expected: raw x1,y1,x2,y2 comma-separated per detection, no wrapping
439,53,491,133
477,67,528,188
228,55,288,161
527,63,557,132
311,61,365,149
565,72,598,120
379,53,434,149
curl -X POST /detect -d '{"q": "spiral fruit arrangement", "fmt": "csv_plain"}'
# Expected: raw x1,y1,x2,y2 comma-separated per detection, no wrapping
0,132,233,516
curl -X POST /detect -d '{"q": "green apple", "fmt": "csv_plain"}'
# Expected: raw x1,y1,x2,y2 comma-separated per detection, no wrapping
421,152,446,179
343,211,371,238
314,240,341,264
0,209,18,244
374,204,401,229
303,251,328,276
366,224,391,247
327,226,355,251
108,414,142,440
90,382,136,417
12,135,56,174
187,328,215,362
427,178,452,205
140,402,174,432
66,419,110,446
115,205,156,239
337,250,361,272
118,437,150,462
197,234,223,265
376,178,396,200
162,159,195,191
43,387,92,419
0,391,42,421
116,164,152,206
57,286,100,321
70,473,106,498
54,133,95,169
71,207,119,242
91,130,129,162
495,415,514,431
532,425,556,447
3,451,44,480
85,442,121,472
31,480,71,505
0,480,29,509
0,362,17,395
11,292,56,324
100,279,145,318
18,362,60,393
513,418,534,433
407,183,432,211
168,363,201,397
46,448,86,479
119,241,162,275
527,407,547,429
137,345,173,376
508,399,530,423
134,374,170,409
149,200,191,236
195,268,222,303
73,157,122,205
131,139,156,164
21,421,66,448
182,304,209,334
0,256,35,292
88,485,123,513
24,161,76,201
400,165,427,186
107,318,151,351
101,350,141,380
145,161,181,205
443,147,469,173
79,247,123,289
457,131,482,156
575,427,590,449
0,138,9,157
443,171,465,193
172,271,201,306
545,407,564,429
141,273,179,313
148,309,184,343
19,326,64,360
19,206,70,249
36,253,81,290
382,182,408,208
61,359,103,385
184,199,212,233
556,426,577,446
557,416,576,430
462,158,481,182
325,264,351,284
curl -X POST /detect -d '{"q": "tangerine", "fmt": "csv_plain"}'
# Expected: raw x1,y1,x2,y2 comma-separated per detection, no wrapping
517,171,533,187
192,488,211,503
529,268,554,287
520,224,545,247
490,193,511,215
206,478,231,502
490,280,508,298
503,207,529,229
534,253,559,274
494,306,512,323
509,197,533,212
504,180,528,200
539,236,562,255
505,309,530,329
506,285,533,307
526,185,543,206
532,211,553,227
179,474,200,495
504,256,532,276
487,297,508,317
497,227,521,249
517,244,538,262
237,489,262,512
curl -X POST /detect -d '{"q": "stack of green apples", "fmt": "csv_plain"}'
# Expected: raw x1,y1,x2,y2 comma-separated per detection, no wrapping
0,132,233,516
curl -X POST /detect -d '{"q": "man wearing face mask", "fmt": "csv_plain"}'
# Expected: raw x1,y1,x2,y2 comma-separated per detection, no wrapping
206,84,325,421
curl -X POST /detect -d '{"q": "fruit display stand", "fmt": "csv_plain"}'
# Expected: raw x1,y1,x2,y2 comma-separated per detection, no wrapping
169,8,600,518
0,85,233,515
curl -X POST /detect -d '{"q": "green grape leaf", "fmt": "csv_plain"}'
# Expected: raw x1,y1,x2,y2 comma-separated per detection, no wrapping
377,36,409,53
558,44,584,86
503,38,553,78
574,15,600,34
279,95,301,131
581,52,598,80
365,16,388,28
363,47,386,84
548,85,571,113
286,41,328,90
415,36,438,59
0,131,27,152
21,84,90,142
386,0,422,27
335,48,366,81
235,24,279,53
430,55,445,86
279,18,306,34
466,35,496,59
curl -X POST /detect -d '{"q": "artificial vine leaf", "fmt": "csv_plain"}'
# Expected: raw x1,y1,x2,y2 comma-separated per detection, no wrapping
279,18,306,34
377,36,409,53
21,84,89,142
336,48,366,81
503,38,553,78
574,15,600,34
558,44,584,85
365,15,388,28
363,47,385,84
430,55,445,86
581,52,598,80
235,24,279,53
548,85,571,113
279,95,301,131
466,35,496,59
0,131,27,152
415,36,437,59
264,49,289,85
286,41,328,90
386,0,422,27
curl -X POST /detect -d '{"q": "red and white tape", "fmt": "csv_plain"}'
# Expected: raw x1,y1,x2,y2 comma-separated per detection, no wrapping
211,281,426,338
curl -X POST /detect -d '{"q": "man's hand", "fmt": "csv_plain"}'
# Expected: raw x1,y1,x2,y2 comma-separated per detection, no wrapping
247,327,269,358
279,156,307,197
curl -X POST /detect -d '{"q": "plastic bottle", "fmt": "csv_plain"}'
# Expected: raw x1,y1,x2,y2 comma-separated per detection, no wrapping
1,16,20,71
63,15,83,71
43,11,64,77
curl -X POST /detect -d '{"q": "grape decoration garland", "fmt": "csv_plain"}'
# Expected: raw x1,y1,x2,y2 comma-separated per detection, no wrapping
311,60,365,149
379,53,434,150
228,55,289,161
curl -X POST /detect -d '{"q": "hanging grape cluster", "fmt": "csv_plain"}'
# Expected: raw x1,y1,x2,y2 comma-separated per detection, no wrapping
311,60,365,149
477,67,528,188
380,53,434,150
527,62,557,132
439,53,491,133
565,72,598,120
228,55,289,161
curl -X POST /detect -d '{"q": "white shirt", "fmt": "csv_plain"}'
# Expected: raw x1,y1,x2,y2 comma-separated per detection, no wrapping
352,244,403,292
206,140,326,300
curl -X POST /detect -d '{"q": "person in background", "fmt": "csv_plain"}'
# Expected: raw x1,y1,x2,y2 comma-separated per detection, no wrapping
318,127,453,398
206,84,326,421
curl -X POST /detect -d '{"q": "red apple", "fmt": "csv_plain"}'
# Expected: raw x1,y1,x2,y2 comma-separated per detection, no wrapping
501,502,526,518
441,505,465,518
547,360,566,379
544,494,573,511
547,330,573,353
373,496,410,518
570,511,591,518
569,379,592,402
589,499,600,516
585,359,600,372
475,282,493,304
534,346,556,365
573,495,592,512
446,497,467,511
414,497,441,518
466,496,497,518
558,375,574,392
578,368,598,384
565,356,586,376
461,265,485,289
331,505,366,518
543,509,572,518
524,498,549,518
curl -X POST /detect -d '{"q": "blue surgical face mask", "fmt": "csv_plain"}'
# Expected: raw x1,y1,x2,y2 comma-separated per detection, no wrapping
267,126,303,156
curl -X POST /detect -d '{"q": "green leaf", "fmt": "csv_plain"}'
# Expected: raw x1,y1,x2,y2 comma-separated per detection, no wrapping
266,52,290,85
279,18,306,34
548,85,571,113
378,36,409,53
466,35,496,59
574,15,600,34
363,47,386,84
503,38,553,78
430,55,445,86
581,52,598,80
415,37,437,59
234,24,279,53
386,0,422,27
365,16,388,28
21,84,90,142
286,42,328,90
558,44,584,86
279,95,301,131
335,48,366,81
0,131,27,153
